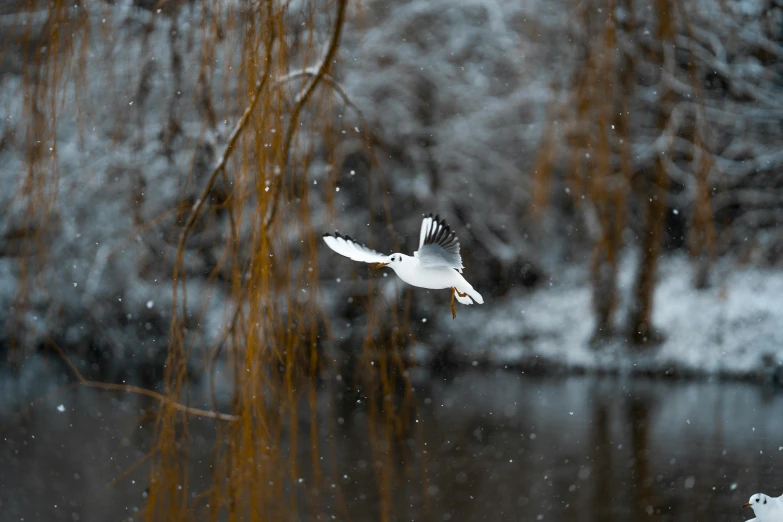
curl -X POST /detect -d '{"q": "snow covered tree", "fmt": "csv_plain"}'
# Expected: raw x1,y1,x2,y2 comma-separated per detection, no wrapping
539,0,783,345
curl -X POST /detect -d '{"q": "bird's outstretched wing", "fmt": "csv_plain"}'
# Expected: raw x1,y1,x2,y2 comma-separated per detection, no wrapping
323,233,387,263
415,213,463,271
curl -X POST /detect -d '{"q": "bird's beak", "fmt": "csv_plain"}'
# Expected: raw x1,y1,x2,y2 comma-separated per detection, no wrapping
743,503,752,508
376,262,388,269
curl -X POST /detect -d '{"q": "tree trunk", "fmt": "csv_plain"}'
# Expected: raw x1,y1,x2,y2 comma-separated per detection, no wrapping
629,158,669,345
589,2,621,345
629,0,673,345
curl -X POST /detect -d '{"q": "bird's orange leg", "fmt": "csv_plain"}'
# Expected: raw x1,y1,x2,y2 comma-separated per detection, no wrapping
450,287,456,319
455,289,468,298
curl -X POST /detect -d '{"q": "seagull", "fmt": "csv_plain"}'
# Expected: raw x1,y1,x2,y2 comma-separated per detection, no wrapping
322,214,484,318
743,492,783,522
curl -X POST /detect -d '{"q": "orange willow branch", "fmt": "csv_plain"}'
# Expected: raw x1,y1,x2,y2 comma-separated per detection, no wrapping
264,0,349,230
171,12,277,319
46,340,238,422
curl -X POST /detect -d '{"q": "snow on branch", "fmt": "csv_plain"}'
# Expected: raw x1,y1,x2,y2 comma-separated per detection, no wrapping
274,67,366,123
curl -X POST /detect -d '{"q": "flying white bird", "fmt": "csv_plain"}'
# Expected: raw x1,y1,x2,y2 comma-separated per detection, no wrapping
323,214,484,318
743,492,783,522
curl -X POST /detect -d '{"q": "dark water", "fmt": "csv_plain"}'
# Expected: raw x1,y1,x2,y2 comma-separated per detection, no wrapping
2,369,782,521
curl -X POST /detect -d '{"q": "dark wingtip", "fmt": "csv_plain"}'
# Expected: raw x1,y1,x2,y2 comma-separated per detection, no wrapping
325,232,373,250
322,232,332,238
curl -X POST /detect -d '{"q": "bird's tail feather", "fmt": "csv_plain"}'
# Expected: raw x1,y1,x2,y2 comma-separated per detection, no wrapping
455,292,473,305
457,284,483,305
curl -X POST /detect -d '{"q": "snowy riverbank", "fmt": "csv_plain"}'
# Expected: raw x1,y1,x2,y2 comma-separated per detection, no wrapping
425,256,783,381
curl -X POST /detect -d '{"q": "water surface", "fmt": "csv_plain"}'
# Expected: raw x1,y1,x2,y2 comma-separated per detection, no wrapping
1,369,781,521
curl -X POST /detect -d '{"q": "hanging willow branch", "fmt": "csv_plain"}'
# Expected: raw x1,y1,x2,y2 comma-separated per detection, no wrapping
172,0,350,323
171,15,276,320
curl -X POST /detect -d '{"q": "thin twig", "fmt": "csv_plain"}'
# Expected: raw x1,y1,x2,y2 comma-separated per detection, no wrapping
275,69,366,123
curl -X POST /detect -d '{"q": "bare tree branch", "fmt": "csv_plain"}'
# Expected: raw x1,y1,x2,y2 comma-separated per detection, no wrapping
47,340,238,422
263,0,349,230
275,67,366,123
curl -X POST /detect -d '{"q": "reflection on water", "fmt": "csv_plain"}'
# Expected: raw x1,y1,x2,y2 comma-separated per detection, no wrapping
1,369,782,521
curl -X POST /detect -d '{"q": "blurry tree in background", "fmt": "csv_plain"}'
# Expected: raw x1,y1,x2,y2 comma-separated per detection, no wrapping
4,0,781,369
535,0,783,345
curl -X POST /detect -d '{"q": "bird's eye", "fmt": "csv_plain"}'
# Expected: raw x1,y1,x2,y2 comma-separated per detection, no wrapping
756,499,760,503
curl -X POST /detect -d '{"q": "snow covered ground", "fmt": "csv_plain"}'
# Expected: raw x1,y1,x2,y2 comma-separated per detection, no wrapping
431,255,783,380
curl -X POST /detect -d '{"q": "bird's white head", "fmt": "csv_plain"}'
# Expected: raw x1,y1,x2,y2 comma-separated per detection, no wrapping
744,493,773,515
376,253,408,271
